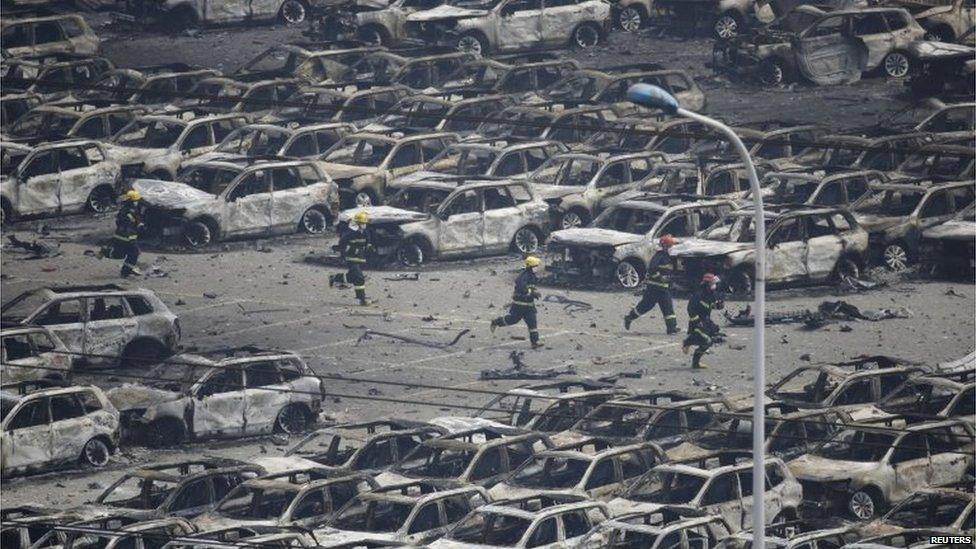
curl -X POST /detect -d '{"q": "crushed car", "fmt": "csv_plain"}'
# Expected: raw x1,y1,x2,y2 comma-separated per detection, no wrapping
1,384,120,477
135,158,340,247
0,285,180,368
106,348,325,446
1,325,73,384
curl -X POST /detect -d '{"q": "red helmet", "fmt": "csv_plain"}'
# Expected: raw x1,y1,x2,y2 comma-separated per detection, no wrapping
702,273,719,285
658,235,677,248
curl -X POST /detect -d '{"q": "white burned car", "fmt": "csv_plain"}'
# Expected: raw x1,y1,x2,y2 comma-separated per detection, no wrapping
0,15,101,58
1,326,73,384
339,179,549,266
0,285,180,368
1,385,120,477
107,349,325,446
1,140,121,224
135,159,340,248
131,0,321,26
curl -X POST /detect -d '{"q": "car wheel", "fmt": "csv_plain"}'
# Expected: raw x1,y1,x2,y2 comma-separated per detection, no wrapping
713,12,741,40
616,260,643,289
279,0,307,24
184,220,214,248
146,419,185,448
360,26,388,46
121,340,167,369
275,404,309,435
618,7,643,32
834,256,860,281
80,438,110,468
559,210,587,230
883,242,910,271
848,489,881,520
573,23,601,49
397,240,425,267
456,33,487,56
759,58,792,86
300,208,328,234
87,186,116,213
727,268,754,295
512,227,540,254
924,25,954,43
882,51,911,78
354,191,375,208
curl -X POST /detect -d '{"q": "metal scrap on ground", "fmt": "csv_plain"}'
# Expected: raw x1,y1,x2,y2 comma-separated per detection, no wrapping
726,301,913,329
356,328,471,349
479,350,577,380
542,294,593,316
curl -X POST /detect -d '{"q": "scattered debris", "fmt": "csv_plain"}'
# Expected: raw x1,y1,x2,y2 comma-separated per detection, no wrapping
479,351,577,380
6,235,60,259
728,301,912,330
542,294,593,316
384,273,420,281
356,329,470,349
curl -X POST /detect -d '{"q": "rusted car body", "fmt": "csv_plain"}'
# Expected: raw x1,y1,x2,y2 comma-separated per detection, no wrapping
1,326,73,384
1,385,120,477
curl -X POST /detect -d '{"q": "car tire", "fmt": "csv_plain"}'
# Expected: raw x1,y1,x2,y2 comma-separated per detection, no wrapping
848,489,882,520
456,33,488,56
713,12,742,40
727,267,754,296
882,51,911,78
185,220,215,248
618,6,644,33
275,404,309,435
883,242,911,271
360,26,389,46
559,209,589,230
924,25,954,43
616,260,644,289
759,58,793,86
833,256,860,282
121,339,168,369
512,227,540,254
300,207,328,234
146,418,186,448
279,0,308,25
87,186,116,214
80,438,110,468
572,23,601,49
397,240,425,267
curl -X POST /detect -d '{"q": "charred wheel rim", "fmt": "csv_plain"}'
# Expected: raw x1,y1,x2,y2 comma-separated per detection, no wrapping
759,60,785,86
362,28,384,45
883,52,910,78
397,241,424,266
513,227,539,254
275,405,308,435
456,35,483,55
714,15,739,40
82,438,110,467
354,191,373,207
837,257,860,280
301,208,327,234
87,187,116,213
883,243,909,271
618,7,642,32
560,211,584,229
185,221,214,248
574,25,600,48
280,0,306,24
729,269,754,295
616,261,641,289
849,491,876,520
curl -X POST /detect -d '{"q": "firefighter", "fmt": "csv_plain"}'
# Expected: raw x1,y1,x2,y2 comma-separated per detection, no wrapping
624,235,680,334
490,256,543,349
329,211,372,305
112,190,144,278
682,272,724,369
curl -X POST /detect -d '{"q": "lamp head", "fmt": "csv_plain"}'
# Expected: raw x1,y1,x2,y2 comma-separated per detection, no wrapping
626,83,679,115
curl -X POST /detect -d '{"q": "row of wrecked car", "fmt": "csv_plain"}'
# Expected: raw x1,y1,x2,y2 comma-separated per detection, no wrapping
1,351,973,548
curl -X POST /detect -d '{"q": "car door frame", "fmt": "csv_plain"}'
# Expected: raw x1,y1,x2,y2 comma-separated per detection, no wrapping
190,366,247,439
795,14,865,85
28,296,88,357
1,396,54,473
766,215,810,283
14,148,63,216
432,187,486,256
220,170,274,237
494,0,544,51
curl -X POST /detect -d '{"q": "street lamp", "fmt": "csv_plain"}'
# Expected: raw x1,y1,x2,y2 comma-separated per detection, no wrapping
627,83,768,546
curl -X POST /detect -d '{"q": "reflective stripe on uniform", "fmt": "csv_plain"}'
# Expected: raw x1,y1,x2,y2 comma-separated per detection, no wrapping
114,234,137,241
353,285,366,290
665,315,676,320
512,300,535,306
347,258,366,263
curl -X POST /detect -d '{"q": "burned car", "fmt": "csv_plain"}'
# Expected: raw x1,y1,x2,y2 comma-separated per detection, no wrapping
3,104,145,145
404,0,612,55
1,325,73,384
339,179,549,266
88,460,263,520
584,508,736,548
852,180,975,271
1,384,120,477
135,159,340,247
863,485,976,536
320,131,458,207
315,481,490,546
608,452,803,532
670,207,869,294
0,93,39,129
190,122,354,164
0,285,180,368
870,369,975,421
534,64,706,114
43,517,197,549
715,522,861,549
547,196,734,288
788,419,975,520
106,348,325,445
439,57,580,96
126,0,322,26
0,15,101,59
430,495,609,548
715,7,944,85
918,202,975,276
354,0,446,46
2,56,114,102
390,140,568,186
1,140,121,223
759,170,886,207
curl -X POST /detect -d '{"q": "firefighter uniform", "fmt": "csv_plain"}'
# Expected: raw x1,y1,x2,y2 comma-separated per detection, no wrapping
624,236,679,334
112,191,143,278
330,211,372,305
682,273,724,369
491,256,543,348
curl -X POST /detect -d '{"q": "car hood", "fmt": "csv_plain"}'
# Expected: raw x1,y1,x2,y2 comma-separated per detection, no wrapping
250,455,329,475
407,4,489,21
428,540,499,549
103,144,163,164
320,163,379,180
923,219,976,241
549,228,642,248
906,40,976,61
788,454,878,481
391,170,454,186
192,514,268,532
665,441,711,461
106,382,182,412
133,179,216,210
338,205,429,224
669,238,751,258
531,183,584,200
853,213,903,233
429,415,510,433
488,483,575,502
313,528,397,545
373,471,413,486
606,498,689,517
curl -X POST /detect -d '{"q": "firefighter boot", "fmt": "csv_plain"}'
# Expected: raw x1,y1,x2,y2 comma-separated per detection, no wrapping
624,310,638,331
691,349,708,369
665,317,681,335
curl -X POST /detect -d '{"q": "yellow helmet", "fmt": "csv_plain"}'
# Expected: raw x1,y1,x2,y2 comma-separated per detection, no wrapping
353,211,369,224
124,190,141,201
524,256,541,268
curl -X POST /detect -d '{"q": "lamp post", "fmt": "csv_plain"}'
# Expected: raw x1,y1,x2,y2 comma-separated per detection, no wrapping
627,83,767,545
